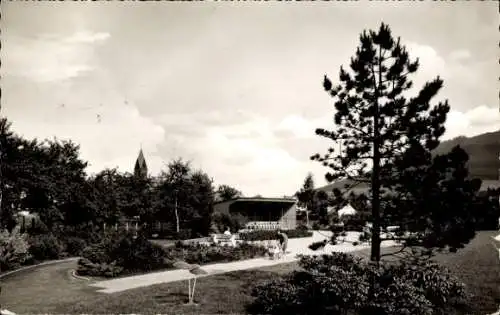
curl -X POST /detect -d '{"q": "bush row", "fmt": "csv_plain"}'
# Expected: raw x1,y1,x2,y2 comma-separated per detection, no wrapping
239,229,313,242
77,231,268,278
0,227,92,272
247,252,471,315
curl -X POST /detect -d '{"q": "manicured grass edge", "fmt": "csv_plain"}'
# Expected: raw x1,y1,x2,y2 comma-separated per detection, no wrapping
0,257,79,280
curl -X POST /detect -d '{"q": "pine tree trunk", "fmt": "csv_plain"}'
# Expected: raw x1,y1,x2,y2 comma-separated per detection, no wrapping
370,48,383,263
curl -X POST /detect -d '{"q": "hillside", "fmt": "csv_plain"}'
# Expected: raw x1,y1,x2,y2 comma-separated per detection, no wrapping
317,129,500,193
433,130,500,180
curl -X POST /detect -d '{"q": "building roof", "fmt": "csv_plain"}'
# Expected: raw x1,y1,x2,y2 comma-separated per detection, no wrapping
480,180,500,191
214,197,297,205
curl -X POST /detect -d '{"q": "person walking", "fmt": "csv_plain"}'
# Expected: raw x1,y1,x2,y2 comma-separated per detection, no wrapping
277,230,288,256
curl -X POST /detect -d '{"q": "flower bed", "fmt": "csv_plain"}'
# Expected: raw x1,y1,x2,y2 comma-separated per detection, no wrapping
76,232,268,278
238,229,313,242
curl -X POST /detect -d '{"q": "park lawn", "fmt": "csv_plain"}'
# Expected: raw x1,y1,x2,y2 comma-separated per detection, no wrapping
3,231,499,314
51,262,299,315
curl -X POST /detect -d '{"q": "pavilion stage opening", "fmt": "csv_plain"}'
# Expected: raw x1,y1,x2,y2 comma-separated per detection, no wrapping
213,197,297,231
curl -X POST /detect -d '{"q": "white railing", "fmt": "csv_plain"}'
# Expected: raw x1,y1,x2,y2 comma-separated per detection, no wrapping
245,221,281,231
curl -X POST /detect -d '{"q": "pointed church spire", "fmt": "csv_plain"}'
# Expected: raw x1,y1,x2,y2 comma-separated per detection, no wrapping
134,148,148,179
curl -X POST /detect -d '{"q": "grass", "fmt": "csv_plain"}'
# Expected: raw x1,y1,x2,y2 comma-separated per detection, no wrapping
2,231,499,314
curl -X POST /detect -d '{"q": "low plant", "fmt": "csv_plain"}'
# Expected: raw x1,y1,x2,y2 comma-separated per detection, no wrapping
247,252,470,315
0,227,31,271
168,242,268,265
64,237,87,256
27,233,65,261
77,258,124,278
78,230,269,278
308,240,327,251
239,229,312,242
77,231,171,277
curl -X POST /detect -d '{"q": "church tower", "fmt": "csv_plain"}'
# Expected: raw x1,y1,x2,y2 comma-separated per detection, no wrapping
134,149,148,179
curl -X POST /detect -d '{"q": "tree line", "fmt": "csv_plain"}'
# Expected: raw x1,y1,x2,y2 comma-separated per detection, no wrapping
0,117,243,239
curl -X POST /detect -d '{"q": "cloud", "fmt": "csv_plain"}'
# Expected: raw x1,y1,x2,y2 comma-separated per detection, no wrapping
8,99,166,176
63,31,110,44
449,49,471,62
2,30,110,83
444,105,499,140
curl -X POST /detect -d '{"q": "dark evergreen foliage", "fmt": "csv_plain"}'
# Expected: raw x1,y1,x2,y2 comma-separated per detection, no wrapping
311,23,481,261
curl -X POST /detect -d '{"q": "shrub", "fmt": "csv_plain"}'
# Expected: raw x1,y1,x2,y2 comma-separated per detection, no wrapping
78,230,269,278
78,231,171,277
77,258,124,278
312,222,321,230
331,223,344,233
65,237,87,256
239,229,312,242
247,252,469,315
212,212,248,233
167,242,268,265
28,233,65,261
342,213,367,232
175,229,192,240
286,229,313,239
308,240,327,251
296,224,310,231
0,227,31,271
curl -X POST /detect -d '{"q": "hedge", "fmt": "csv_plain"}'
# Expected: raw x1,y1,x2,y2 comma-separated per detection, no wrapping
239,229,313,242
77,231,269,278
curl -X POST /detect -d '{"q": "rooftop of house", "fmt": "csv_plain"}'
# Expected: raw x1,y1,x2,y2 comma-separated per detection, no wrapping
480,180,500,191
214,197,297,206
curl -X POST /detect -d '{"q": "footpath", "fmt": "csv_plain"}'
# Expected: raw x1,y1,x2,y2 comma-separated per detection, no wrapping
90,231,397,294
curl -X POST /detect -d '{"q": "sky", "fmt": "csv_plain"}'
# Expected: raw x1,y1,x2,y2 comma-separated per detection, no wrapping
2,2,499,197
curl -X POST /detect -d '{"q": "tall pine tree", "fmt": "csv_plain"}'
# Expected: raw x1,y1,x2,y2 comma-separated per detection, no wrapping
312,23,479,261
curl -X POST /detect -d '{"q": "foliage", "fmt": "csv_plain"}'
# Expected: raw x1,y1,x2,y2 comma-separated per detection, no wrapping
432,130,500,180
77,258,124,278
239,229,313,242
216,184,243,202
155,159,215,236
212,212,248,234
27,233,65,261
0,227,31,271
0,118,88,231
78,231,170,277
308,240,328,251
64,237,88,256
312,222,321,230
78,230,268,278
474,188,500,230
248,252,470,315
342,212,371,232
168,242,268,265
311,23,481,261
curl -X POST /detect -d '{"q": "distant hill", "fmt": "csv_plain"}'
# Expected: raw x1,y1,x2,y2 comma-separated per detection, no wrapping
433,130,500,180
316,129,500,194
